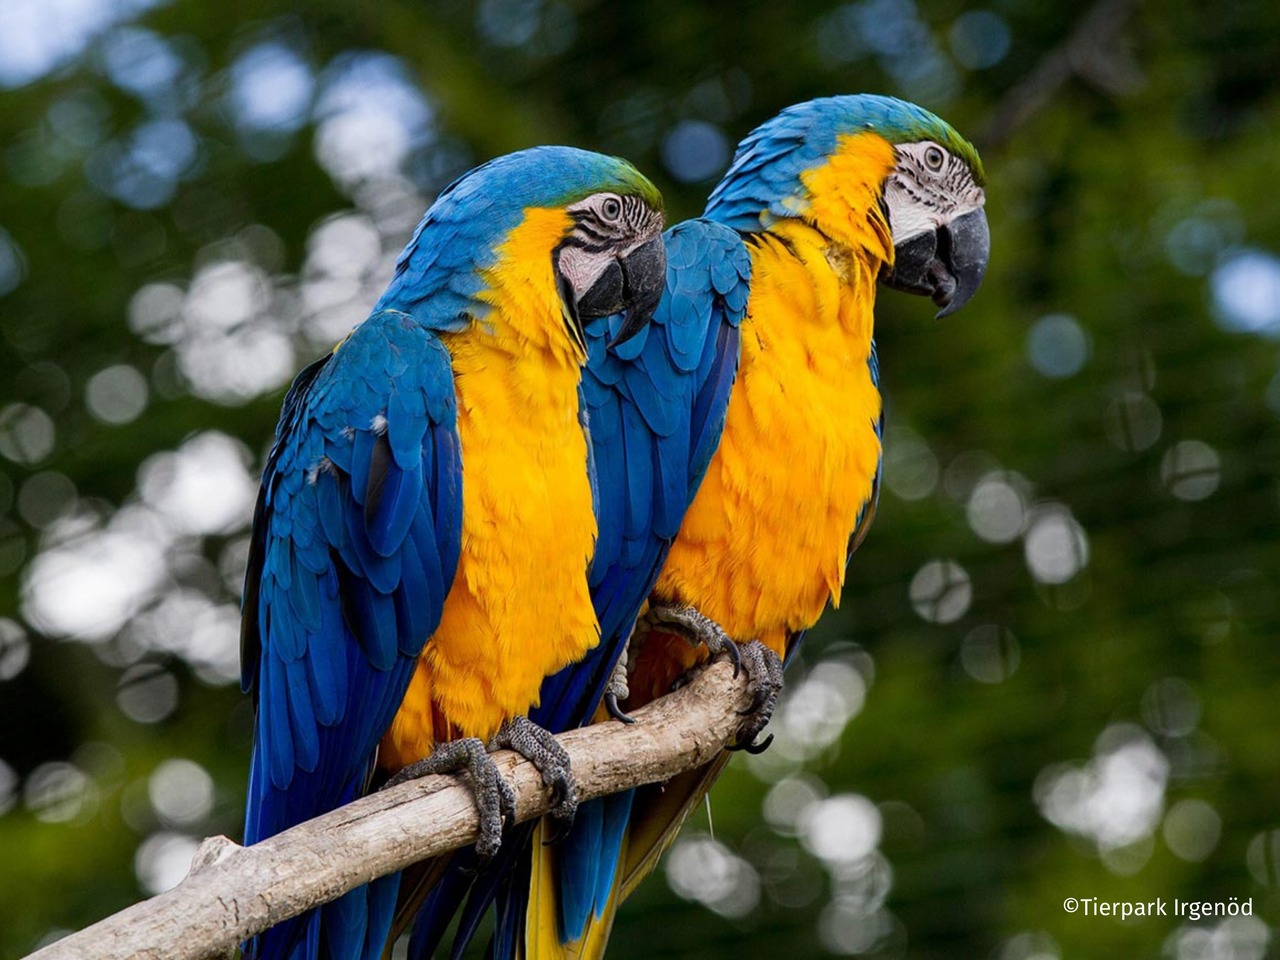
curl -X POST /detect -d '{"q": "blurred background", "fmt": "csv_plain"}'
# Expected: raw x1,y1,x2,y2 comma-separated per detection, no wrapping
1,0,1278,957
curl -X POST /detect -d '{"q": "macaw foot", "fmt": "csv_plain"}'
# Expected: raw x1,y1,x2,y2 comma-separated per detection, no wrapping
382,738,516,859
725,640,784,754
491,716,578,842
604,630,635,724
647,603,781,753
648,601,742,677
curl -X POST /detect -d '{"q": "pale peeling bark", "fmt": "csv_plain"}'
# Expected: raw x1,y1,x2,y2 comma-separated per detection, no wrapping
24,661,753,960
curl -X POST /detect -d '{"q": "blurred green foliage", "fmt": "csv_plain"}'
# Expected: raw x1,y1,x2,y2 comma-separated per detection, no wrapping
2,1,1280,958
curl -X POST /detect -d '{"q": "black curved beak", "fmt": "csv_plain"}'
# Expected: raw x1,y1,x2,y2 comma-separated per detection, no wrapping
574,235,667,348
881,207,990,318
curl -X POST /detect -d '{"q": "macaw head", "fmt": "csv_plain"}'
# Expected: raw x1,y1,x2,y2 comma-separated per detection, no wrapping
380,146,665,349
704,94,989,318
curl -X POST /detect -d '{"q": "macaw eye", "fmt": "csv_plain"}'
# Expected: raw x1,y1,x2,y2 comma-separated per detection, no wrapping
924,145,945,172
600,197,623,222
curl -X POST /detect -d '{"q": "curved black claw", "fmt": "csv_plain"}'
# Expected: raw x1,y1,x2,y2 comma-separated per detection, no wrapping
728,733,775,755
649,602,741,678
604,690,636,724
492,716,578,842
604,635,636,723
381,737,516,859
728,640,784,752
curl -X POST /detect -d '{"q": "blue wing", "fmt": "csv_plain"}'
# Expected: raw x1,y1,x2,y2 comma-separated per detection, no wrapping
241,310,463,960
402,220,751,960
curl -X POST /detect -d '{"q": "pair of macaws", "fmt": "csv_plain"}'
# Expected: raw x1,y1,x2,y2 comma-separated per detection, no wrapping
239,94,989,960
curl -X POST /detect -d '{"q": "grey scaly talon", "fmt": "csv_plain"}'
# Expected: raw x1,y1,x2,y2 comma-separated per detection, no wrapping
728,640,784,752
648,602,741,677
645,603,780,751
381,737,515,859
491,716,578,838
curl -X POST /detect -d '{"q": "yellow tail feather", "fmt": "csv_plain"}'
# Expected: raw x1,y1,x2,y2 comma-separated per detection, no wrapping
524,820,567,960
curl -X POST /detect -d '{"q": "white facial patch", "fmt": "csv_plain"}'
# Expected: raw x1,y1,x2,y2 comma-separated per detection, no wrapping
557,243,616,299
884,141,986,245
558,192,663,300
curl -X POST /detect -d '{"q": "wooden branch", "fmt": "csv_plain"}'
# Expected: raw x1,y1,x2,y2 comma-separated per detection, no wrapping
23,661,753,960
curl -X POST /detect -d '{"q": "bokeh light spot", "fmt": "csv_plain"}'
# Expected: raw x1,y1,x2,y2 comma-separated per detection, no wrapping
763,776,826,836
1027,313,1090,378
1211,248,1280,336
966,471,1028,543
0,757,17,816
22,506,170,640
819,900,895,955
138,431,256,536
128,589,242,685
0,618,30,681
1103,391,1163,452
86,364,149,425
960,624,1019,684
1162,798,1221,862
1166,917,1269,960
1246,830,1280,888
313,51,434,190
665,835,761,918
477,0,541,47
135,832,198,895
100,27,183,102
0,0,164,89
800,793,882,866
1141,677,1200,737
0,227,28,296
1023,504,1089,584
228,42,314,134
117,663,179,724
948,10,1011,70
998,931,1061,960
1161,440,1220,501
884,428,939,501
127,281,186,345
24,762,98,823
661,120,729,184
0,403,56,464
909,559,972,623
148,758,214,826
1035,723,1168,853
17,471,77,528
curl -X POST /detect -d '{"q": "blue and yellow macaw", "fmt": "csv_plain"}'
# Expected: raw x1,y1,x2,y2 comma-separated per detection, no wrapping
469,95,991,959
396,219,753,958
238,146,668,960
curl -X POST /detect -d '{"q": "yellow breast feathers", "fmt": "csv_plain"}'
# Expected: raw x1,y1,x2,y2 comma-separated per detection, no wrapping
382,209,599,768
654,132,897,656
